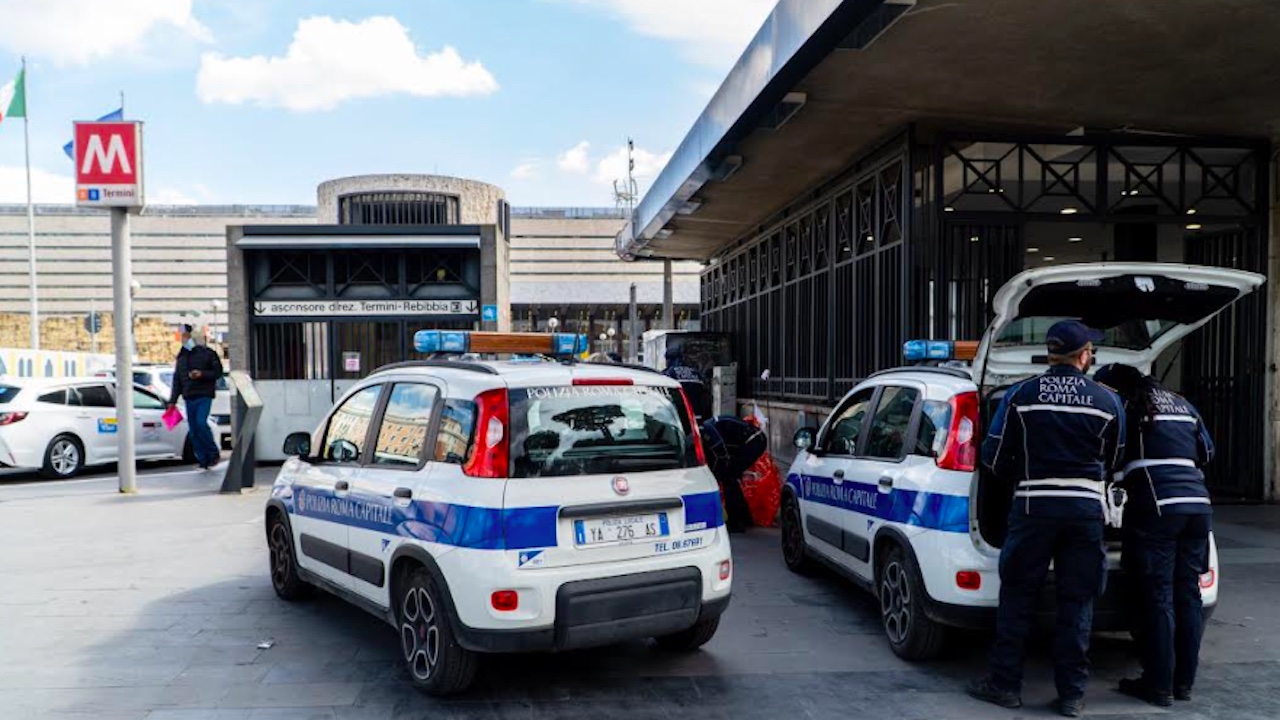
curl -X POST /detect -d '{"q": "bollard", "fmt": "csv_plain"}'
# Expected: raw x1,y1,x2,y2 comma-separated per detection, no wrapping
220,371,264,494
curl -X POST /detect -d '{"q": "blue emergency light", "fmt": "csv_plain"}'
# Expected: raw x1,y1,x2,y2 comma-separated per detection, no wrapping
903,339,956,362
413,330,589,357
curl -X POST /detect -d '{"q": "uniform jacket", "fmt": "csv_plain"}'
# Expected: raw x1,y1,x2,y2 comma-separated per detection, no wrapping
170,345,224,403
1117,387,1214,517
981,365,1126,520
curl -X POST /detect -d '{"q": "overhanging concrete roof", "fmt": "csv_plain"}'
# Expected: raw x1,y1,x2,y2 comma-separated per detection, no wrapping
618,0,1280,262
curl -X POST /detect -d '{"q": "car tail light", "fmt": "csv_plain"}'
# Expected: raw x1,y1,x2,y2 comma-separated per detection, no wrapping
463,389,509,479
491,590,519,612
936,391,979,472
678,388,707,466
572,378,633,386
719,560,732,581
0,412,28,426
956,570,982,590
1199,569,1216,589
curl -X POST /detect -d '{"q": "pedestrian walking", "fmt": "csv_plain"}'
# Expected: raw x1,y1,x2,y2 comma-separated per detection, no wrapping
168,324,224,470
966,320,1126,717
1093,363,1214,708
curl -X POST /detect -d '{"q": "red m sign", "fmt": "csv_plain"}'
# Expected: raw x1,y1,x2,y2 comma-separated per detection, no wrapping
75,122,141,184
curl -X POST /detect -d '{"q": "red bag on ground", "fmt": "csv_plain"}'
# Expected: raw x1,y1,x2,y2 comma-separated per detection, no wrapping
740,415,781,527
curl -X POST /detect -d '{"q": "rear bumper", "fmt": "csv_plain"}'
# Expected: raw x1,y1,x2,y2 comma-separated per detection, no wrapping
455,567,731,653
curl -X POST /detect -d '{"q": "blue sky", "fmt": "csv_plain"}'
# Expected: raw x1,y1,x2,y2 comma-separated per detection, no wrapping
0,0,774,207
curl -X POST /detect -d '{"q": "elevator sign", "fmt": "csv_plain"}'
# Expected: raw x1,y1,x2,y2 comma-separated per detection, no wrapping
74,121,144,207
253,299,480,318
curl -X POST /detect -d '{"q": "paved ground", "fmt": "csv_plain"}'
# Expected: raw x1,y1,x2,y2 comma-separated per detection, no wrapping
1,466,1278,720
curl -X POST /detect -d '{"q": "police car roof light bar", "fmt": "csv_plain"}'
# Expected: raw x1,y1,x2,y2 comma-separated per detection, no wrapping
902,339,979,364
413,330,589,357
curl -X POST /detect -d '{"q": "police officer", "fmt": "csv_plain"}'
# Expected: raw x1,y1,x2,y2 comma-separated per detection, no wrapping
1093,364,1213,708
967,320,1125,718
663,346,712,422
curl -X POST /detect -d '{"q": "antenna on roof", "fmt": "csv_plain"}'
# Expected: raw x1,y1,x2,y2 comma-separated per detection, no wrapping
612,137,638,218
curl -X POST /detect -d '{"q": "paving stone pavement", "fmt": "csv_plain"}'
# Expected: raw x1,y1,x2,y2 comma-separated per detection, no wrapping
1,466,1277,719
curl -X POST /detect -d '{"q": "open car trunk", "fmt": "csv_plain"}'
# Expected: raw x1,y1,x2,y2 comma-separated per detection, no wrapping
970,263,1265,548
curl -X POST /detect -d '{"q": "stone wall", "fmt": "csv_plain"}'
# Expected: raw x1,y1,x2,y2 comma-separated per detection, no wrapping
317,175,505,225
0,313,186,365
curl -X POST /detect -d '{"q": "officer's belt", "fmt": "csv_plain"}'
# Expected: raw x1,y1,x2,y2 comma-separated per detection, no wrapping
1121,458,1197,476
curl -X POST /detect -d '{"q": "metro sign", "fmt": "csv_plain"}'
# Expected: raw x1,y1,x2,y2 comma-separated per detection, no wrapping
74,121,144,207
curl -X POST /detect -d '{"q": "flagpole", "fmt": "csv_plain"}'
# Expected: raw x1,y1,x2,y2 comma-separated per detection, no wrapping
21,57,38,351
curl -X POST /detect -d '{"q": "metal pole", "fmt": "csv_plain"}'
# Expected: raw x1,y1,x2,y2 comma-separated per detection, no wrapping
628,283,639,363
662,258,674,330
21,58,38,350
90,297,97,356
111,208,137,494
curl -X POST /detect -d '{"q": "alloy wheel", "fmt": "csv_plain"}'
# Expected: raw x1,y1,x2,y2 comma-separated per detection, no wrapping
880,560,912,645
268,523,293,592
401,586,440,682
51,439,79,476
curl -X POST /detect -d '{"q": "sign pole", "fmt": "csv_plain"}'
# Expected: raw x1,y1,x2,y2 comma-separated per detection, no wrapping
112,207,136,493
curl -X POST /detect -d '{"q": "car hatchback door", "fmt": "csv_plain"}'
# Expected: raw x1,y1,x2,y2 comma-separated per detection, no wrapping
500,378,717,572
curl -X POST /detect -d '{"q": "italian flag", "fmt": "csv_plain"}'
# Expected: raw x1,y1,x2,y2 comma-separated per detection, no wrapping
0,68,26,126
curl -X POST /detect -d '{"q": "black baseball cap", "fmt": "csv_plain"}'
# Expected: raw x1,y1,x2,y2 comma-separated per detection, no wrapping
1046,320,1103,355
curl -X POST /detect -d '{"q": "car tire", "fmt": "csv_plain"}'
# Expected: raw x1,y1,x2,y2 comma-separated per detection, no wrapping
877,543,946,661
780,495,817,575
655,615,721,652
266,512,310,601
40,434,85,479
399,568,478,697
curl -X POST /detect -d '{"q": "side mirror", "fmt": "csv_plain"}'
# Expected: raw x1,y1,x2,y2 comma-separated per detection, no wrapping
793,427,817,451
282,432,312,458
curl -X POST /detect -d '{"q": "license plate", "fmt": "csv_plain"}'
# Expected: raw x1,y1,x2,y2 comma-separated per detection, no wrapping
574,513,669,547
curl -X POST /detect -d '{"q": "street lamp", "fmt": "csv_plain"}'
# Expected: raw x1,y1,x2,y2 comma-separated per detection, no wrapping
210,299,225,340
547,317,560,333
129,280,141,363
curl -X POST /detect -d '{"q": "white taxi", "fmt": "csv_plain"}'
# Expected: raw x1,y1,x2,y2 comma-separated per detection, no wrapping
266,331,732,696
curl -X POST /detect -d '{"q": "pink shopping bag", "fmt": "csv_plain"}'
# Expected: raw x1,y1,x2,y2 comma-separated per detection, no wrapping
162,405,184,431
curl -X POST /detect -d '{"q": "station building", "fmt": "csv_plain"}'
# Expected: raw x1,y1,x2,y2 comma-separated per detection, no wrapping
617,0,1280,501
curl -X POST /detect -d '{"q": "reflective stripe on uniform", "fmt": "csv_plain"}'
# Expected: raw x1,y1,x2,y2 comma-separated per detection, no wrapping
1123,457,1196,475
1016,404,1115,421
1156,496,1212,507
1017,479,1105,493
1014,490,1106,502
1150,414,1197,423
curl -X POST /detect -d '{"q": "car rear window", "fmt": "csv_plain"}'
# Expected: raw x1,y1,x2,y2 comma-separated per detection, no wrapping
0,385,20,404
509,384,699,478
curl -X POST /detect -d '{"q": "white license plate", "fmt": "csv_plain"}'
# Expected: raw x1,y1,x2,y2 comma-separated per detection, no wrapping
574,513,669,547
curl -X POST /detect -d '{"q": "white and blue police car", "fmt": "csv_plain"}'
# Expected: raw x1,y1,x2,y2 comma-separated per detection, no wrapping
265,331,731,695
782,263,1263,660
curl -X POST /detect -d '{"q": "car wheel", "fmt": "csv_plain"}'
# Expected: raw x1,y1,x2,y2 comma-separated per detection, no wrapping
399,568,477,696
878,544,945,660
266,512,310,601
41,434,84,479
655,615,721,652
780,495,817,575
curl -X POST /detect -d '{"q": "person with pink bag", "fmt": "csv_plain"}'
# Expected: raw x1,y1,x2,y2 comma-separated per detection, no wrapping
167,324,224,470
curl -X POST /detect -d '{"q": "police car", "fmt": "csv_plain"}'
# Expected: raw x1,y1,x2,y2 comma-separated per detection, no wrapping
265,331,731,695
782,263,1264,660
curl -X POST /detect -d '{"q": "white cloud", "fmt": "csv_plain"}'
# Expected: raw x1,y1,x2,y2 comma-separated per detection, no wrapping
0,165,74,203
510,160,541,180
569,0,775,66
593,144,672,186
197,16,499,112
0,0,210,66
147,187,199,205
557,141,591,175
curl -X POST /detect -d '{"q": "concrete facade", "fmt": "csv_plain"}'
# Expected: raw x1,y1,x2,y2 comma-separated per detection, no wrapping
317,174,504,225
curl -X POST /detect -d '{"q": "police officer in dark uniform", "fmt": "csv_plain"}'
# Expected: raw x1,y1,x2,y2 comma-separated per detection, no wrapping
663,346,712,423
967,320,1126,718
1093,364,1214,708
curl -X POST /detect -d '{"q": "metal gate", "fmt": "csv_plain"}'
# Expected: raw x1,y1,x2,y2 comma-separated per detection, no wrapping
934,222,1024,340
1184,226,1268,500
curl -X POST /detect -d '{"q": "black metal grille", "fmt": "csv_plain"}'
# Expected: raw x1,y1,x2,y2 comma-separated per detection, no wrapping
250,319,472,381
1184,226,1268,500
339,192,460,225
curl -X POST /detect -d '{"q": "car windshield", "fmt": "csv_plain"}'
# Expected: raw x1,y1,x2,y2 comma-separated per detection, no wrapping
509,384,698,478
0,385,19,404
994,316,1180,351
160,371,175,387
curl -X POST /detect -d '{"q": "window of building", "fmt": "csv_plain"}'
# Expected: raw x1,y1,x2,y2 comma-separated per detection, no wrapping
339,192,460,225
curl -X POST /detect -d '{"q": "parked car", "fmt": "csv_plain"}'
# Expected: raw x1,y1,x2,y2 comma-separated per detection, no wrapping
97,364,232,449
0,377,192,478
266,331,732,695
782,263,1264,660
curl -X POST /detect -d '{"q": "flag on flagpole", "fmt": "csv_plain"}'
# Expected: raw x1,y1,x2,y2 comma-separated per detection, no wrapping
63,107,123,159
0,68,25,126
